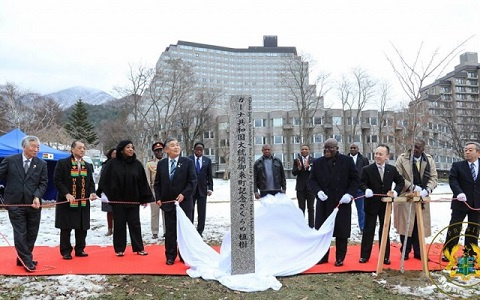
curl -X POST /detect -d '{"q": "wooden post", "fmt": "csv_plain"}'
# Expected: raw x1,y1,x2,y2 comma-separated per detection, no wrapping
376,194,430,276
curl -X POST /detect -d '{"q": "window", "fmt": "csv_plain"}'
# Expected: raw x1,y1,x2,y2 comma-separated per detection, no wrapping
203,131,214,139
313,152,323,158
272,118,283,127
348,135,361,143
347,117,359,126
332,116,342,125
312,134,324,144
219,156,226,164
292,117,300,126
204,148,215,156
366,135,378,143
367,117,378,126
313,117,322,125
273,136,284,144
218,122,228,130
254,119,266,128
333,134,342,143
274,153,284,162
291,135,301,144
255,136,266,145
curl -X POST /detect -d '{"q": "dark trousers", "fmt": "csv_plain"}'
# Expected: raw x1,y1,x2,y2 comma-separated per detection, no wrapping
444,208,480,255
260,190,281,197
164,205,193,261
297,189,315,228
400,218,420,257
320,238,348,262
60,228,87,255
191,192,207,235
112,205,144,253
8,207,41,265
360,207,390,260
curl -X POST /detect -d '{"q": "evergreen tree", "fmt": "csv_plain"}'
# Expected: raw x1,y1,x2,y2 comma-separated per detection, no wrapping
64,98,98,145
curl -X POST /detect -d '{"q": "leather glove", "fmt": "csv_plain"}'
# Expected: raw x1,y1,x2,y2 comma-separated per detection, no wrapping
339,193,352,204
457,193,467,202
317,191,328,201
420,189,429,198
413,185,422,192
365,189,374,198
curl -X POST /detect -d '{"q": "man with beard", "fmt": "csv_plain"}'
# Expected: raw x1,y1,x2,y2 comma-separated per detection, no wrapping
308,138,359,266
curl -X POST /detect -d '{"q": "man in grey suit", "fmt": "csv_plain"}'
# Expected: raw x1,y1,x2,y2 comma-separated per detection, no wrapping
0,135,48,271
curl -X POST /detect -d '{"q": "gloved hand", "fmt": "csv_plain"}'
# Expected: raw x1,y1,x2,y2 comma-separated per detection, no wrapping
317,191,328,201
457,193,467,202
420,189,429,198
413,185,422,192
365,189,374,198
100,193,109,203
392,190,398,199
339,193,352,204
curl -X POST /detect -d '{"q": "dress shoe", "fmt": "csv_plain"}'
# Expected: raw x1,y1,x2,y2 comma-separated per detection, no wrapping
105,228,113,236
116,252,124,257
152,234,158,239
16,259,38,266
441,255,449,262
166,259,174,265
383,258,391,265
24,264,36,272
403,255,409,260
359,258,369,263
62,254,73,260
75,251,88,257
334,260,344,267
414,254,421,260
137,250,148,256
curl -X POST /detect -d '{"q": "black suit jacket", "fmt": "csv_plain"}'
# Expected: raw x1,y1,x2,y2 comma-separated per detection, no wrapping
292,155,314,191
360,163,405,214
0,154,48,204
189,155,213,197
449,159,480,211
154,156,197,212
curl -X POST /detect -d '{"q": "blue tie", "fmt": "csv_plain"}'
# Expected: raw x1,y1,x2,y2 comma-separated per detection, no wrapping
196,157,201,173
170,159,176,180
471,163,476,181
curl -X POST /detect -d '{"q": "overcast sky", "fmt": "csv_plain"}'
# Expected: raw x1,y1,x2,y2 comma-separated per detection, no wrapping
0,0,478,107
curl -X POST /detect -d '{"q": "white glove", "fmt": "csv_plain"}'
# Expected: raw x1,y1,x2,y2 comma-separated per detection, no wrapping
365,189,374,198
420,189,429,198
392,190,398,199
339,193,352,204
413,185,422,192
457,193,467,202
100,192,109,203
317,191,328,201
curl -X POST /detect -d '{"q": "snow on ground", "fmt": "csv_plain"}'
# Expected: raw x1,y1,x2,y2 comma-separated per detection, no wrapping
0,179,477,298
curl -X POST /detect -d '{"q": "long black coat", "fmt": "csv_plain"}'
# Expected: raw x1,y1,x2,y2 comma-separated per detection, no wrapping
54,156,95,230
449,159,480,211
308,153,359,238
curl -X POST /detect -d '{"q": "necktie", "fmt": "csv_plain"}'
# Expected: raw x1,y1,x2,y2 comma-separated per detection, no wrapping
196,157,201,173
24,159,30,174
170,159,176,180
379,166,384,181
471,163,476,181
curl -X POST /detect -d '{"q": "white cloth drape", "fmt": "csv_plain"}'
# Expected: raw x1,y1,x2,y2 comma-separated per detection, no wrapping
176,193,338,292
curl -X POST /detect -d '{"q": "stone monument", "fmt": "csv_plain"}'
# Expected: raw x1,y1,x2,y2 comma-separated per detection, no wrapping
229,95,255,275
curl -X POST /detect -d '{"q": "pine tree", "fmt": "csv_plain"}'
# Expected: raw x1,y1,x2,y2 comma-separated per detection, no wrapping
64,98,98,145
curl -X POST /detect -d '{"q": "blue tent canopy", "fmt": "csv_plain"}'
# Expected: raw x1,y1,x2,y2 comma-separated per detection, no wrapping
0,128,71,200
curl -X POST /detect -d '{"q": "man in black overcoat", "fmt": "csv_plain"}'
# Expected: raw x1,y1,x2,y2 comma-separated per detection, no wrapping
308,138,359,267
54,141,97,259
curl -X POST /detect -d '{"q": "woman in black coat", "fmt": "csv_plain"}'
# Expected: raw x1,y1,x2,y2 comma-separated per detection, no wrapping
98,140,153,256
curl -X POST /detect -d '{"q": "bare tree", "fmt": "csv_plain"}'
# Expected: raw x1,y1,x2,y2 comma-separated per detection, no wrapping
281,54,330,145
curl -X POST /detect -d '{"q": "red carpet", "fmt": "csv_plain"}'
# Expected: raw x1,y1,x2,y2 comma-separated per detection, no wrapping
0,243,446,276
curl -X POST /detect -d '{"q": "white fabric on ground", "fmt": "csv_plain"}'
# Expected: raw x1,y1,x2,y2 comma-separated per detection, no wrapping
176,193,338,292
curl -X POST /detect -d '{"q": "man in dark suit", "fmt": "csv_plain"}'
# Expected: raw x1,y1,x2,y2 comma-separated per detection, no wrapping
308,138,359,267
154,138,197,265
292,144,315,228
54,141,97,260
0,135,48,271
348,143,370,233
189,142,213,237
444,142,480,258
359,144,404,265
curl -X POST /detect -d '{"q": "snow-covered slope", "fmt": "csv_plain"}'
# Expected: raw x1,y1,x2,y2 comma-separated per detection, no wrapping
45,86,116,108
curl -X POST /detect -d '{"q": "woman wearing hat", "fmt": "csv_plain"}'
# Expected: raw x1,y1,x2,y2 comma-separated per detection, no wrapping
98,140,153,256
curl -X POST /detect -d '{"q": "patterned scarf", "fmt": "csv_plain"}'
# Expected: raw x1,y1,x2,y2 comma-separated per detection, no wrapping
70,158,87,208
